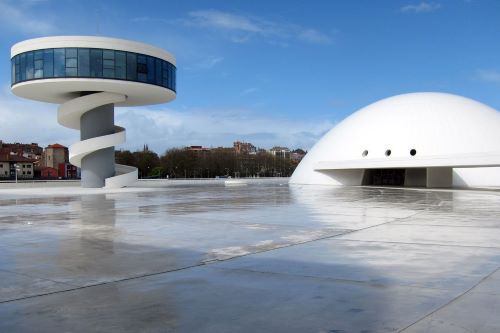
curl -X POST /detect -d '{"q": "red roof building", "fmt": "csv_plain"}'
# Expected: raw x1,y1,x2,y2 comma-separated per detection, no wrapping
40,167,59,179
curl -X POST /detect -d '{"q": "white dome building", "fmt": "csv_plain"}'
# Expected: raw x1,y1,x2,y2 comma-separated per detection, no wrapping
290,92,500,188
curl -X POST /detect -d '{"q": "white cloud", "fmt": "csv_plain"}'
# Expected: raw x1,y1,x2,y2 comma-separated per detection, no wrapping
0,88,332,154
477,69,500,83
240,88,258,96
115,106,332,153
0,88,77,148
298,29,333,45
400,2,442,13
188,10,265,34
230,35,252,44
183,9,334,45
0,0,56,34
185,56,224,70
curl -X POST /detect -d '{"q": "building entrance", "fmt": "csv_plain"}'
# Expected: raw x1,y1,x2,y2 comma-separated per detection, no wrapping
362,168,430,187
362,169,406,186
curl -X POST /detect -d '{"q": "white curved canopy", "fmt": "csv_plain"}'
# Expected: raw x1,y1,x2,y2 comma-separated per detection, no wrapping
290,92,500,187
11,36,175,64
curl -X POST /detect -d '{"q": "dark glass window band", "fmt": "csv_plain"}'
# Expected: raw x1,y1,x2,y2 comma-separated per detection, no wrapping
11,47,176,92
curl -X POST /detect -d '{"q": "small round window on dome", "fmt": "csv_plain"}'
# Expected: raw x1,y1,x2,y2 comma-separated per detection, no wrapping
410,149,417,156
362,150,368,157
385,149,391,156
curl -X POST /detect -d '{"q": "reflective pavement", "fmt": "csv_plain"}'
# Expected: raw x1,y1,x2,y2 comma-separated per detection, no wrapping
0,180,499,332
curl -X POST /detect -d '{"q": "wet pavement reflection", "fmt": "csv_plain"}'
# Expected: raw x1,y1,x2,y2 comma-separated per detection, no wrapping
0,181,499,332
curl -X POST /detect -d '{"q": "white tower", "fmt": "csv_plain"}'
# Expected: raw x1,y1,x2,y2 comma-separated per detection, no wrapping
10,36,176,188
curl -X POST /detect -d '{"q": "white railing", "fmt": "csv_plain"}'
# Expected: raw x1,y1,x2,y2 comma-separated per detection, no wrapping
57,92,138,188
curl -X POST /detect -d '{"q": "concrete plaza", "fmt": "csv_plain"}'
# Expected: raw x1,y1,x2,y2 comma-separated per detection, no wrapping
0,179,499,332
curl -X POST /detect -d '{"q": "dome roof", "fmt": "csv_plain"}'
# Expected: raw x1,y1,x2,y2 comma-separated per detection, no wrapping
290,92,500,185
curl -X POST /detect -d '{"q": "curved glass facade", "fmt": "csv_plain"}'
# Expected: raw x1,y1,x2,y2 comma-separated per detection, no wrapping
11,48,176,92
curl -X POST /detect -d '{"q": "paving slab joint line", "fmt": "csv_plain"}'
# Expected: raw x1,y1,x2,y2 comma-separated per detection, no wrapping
213,267,459,292
0,262,209,305
0,211,422,305
335,238,500,250
390,222,500,230
202,211,425,265
398,266,500,332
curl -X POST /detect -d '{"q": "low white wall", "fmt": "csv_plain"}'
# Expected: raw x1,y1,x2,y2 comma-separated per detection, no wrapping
453,167,500,187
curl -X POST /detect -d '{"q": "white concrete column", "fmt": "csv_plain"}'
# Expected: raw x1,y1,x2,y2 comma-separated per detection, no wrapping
80,103,115,188
427,167,452,188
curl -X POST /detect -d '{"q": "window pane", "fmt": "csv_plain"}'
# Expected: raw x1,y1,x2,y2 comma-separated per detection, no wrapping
34,59,43,70
66,48,78,76
66,67,77,76
103,59,114,68
167,63,172,88
43,49,54,78
20,53,26,81
137,63,147,74
103,68,114,78
137,58,147,82
115,51,126,79
78,48,90,76
26,52,34,80
126,53,137,80
66,58,77,68
35,50,44,61
90,49,103,77
155,59,162,85
169,64,173,88
103,54,114,78
172,66,176,90
66,48,77,58
54,49,65,77
34,69,43,78
15,56,20,82
162,63,168,88
147,56,155,83
103,50,114,60
11,48,179,85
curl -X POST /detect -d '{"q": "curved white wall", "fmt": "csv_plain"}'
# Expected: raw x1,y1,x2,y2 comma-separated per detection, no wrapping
11,36,175,64
290,92,500,187
58,92,138,188
453,167,500,188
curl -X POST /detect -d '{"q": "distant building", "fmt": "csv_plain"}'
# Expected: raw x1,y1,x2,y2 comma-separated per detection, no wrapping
43,143,69,169
269,146,291,159
234,141,257,155
59,163,79,179
39,144,79,179
214,147,237,153
0,154,35,179
40,167,59,179
0,140,43,160
187,146,210,152
291,149,307,163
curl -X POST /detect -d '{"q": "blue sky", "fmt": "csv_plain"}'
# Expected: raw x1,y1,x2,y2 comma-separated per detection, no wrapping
1,0,499,153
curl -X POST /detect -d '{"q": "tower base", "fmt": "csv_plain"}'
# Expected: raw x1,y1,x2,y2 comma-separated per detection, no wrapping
80,103,115,188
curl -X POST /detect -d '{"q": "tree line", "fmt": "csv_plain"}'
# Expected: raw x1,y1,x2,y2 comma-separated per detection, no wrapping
115,147,301,178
